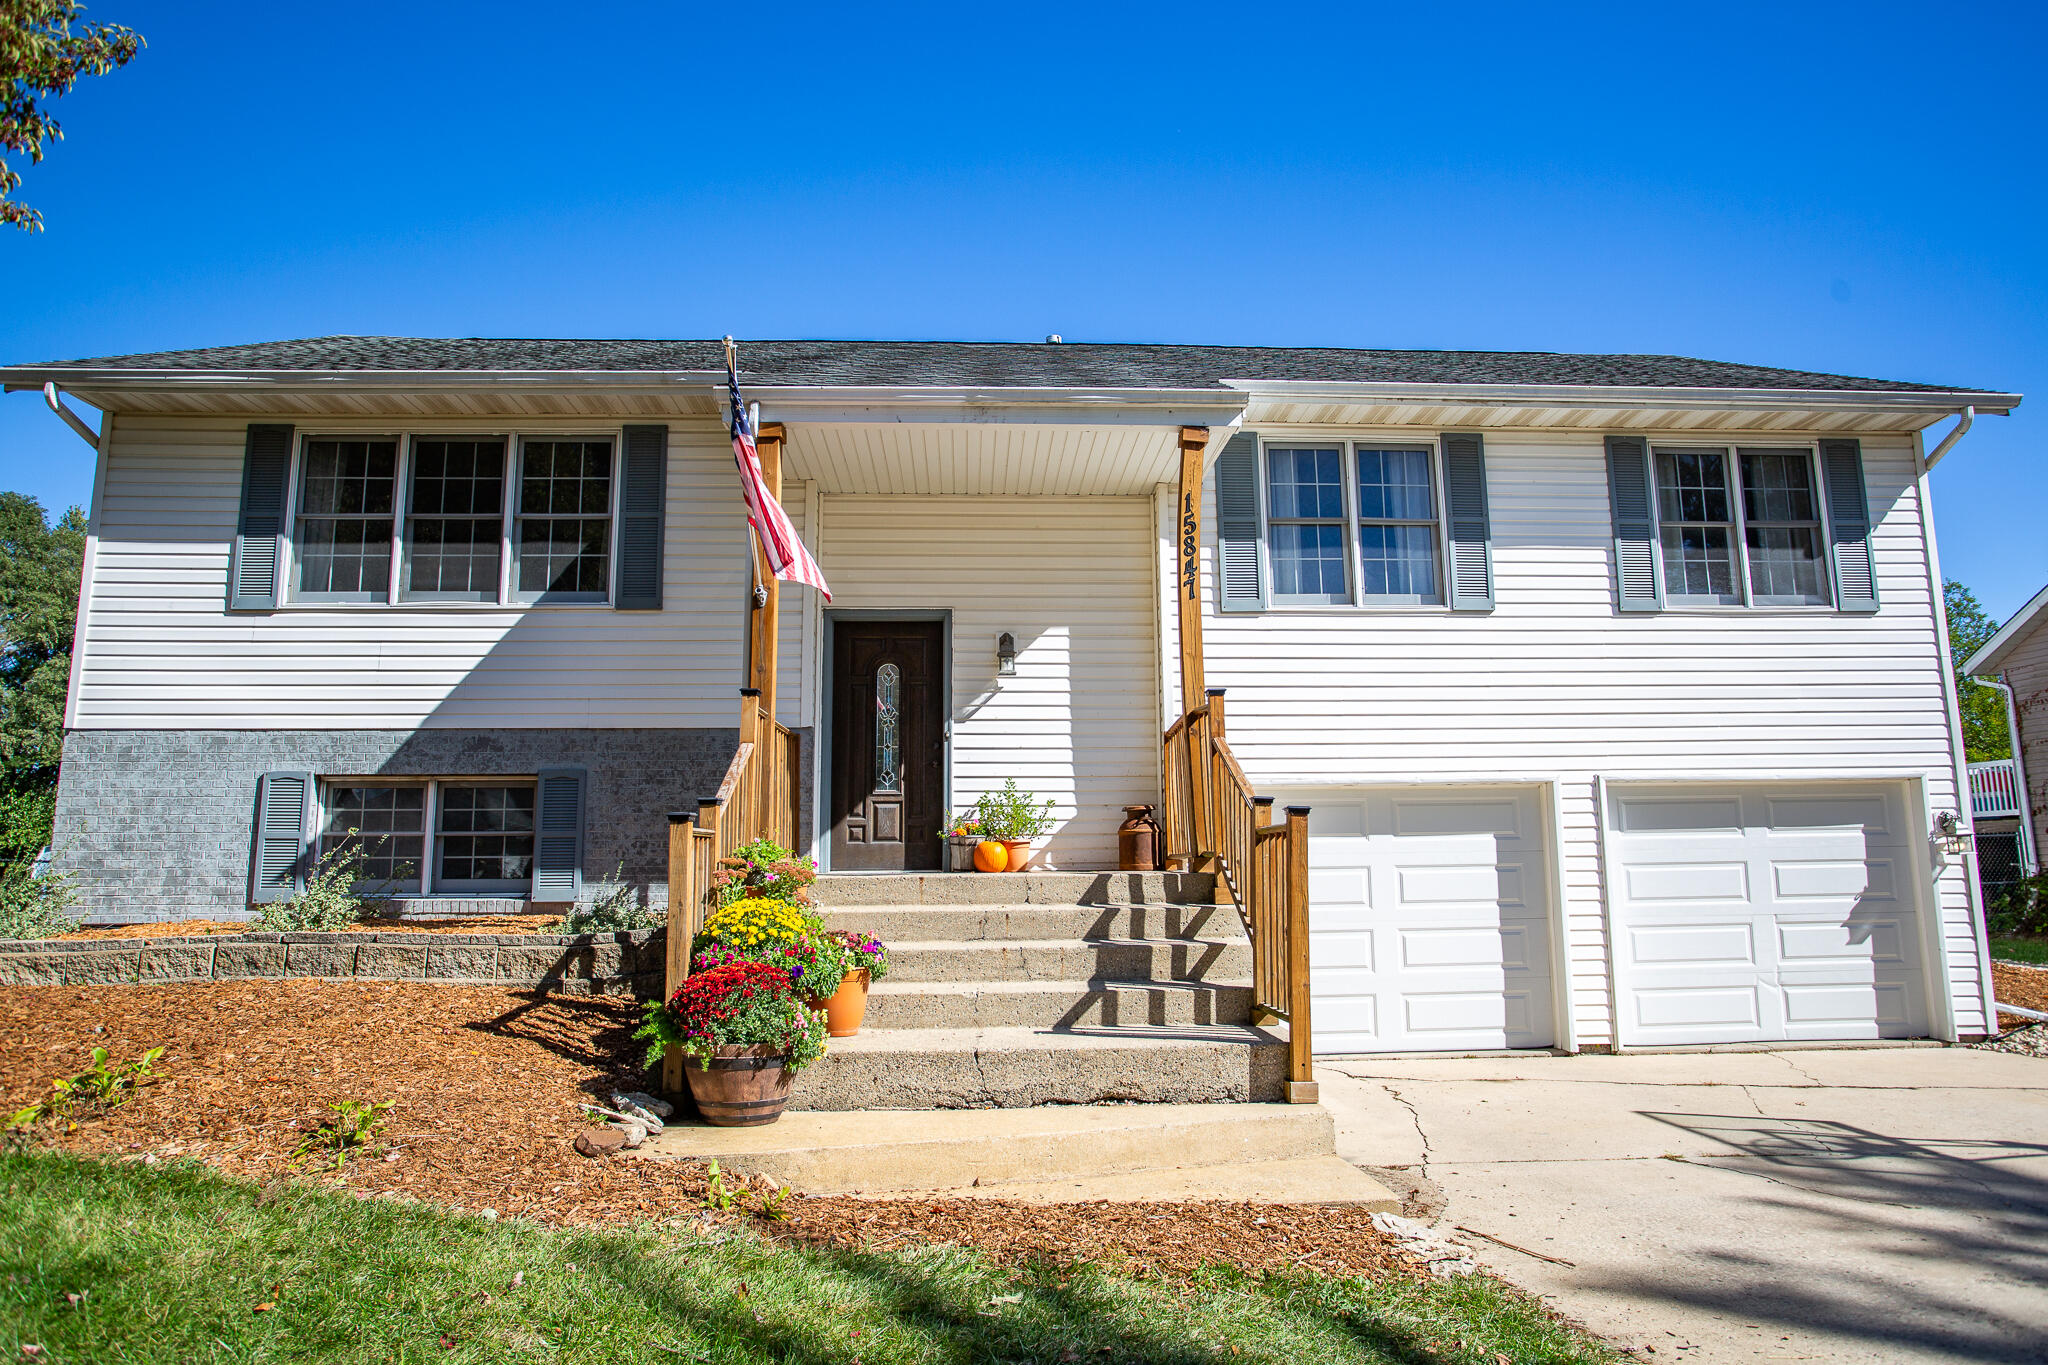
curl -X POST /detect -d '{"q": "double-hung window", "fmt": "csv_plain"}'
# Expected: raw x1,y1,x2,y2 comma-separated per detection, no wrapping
1264,441,1446,607
316,778,536,897
286,433,617,607
1649,444,1829,607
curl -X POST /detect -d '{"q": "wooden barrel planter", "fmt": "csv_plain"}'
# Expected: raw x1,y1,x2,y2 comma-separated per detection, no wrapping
683,1044,795,1126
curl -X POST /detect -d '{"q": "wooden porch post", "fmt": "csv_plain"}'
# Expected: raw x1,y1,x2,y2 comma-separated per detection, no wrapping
747,423,787,714
1284,805,1318,1103
1175,427,1208,711
660,809,697,1096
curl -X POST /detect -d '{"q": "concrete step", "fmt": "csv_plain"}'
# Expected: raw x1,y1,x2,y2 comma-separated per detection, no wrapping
883,938,1250,985
822,903,1245,944
814,871,1216,908
632,1102,1337,1195
893,1154,1400,1209
864,978,1254,1030
791,1024,1286,1109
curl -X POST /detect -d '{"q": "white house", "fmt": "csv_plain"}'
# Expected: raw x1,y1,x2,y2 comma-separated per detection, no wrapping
2,337,2019,1054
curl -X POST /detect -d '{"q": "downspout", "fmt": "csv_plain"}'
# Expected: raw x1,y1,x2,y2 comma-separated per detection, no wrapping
1988,674,2036,874
42,382,101,448
1915,417,1992,1040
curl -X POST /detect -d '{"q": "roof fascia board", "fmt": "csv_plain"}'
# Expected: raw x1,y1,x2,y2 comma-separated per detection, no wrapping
1229,379,2019,416
1965,580,2048,677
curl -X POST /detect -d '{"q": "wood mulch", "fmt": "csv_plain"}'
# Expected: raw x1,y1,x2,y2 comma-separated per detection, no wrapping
1994,960,2048,1027
60,916,570,940
0,981,1415,1281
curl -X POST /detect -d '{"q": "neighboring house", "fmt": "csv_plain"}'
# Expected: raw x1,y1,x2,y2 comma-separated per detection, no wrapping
0,338,2021,1051
1964,583,2048,884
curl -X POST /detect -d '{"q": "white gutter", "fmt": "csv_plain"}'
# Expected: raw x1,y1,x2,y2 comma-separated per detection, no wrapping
1922,406,1976,469
41,383,101,447
1228,379,2020,417
1988,674,2037,874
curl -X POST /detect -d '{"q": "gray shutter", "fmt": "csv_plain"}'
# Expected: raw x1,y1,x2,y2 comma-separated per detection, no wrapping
614,424,667,610
228,424,294,610
1215,430,1266,612
1441,433,1494,611
531,768,587,902
1820,439,1879,614
1605,435,1664,613
251,771,312,904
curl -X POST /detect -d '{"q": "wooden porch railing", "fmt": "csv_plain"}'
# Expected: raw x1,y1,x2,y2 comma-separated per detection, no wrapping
661,686,803,1094
1161,688,1316,1103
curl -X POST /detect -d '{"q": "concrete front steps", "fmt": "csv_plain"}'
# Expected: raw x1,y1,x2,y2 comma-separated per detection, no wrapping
634,1103,1397,1207
797,870,1287,1110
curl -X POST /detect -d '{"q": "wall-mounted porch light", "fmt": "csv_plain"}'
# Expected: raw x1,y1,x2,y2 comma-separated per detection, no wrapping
1934,810,1969,856
997,632,1017,677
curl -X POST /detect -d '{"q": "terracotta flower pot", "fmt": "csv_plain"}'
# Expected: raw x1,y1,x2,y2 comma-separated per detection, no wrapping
683,1043,794,1126
999,838,1033,871
808,968,871,1037
973,839,1008,873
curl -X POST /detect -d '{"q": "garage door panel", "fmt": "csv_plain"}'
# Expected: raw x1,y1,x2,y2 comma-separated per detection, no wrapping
1776,917,1910,964
1298,785,1556,1054
1628,921,1758,967
1612,782,1927,1046
1397,862,1523,907
1771,858,1895,901
1623,860,1751,904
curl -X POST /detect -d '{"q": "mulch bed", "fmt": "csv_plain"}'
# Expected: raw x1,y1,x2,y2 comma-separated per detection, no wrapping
59,916,570,940
0,981,1414,1281
1993,960,2048,1028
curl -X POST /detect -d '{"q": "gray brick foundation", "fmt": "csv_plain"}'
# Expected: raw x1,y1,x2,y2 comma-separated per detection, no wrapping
51,728,816,924
0,929,664,997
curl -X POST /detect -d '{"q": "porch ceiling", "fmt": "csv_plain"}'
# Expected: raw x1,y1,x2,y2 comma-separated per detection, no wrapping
780,421,1203,495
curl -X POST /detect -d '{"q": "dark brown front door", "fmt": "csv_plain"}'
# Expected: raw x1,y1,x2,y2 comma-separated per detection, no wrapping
830,620,944,871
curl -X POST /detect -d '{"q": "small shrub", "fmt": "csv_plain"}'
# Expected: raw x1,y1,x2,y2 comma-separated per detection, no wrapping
9,1046,164,1133
1989,873,2048,937
291,1099,393,1171
253,834,407,933
973,779,1057,840
559,863,661,934
0,860,79,940
635,959,827,1073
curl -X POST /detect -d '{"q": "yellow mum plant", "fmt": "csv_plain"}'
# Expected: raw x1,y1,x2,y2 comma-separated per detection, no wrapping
698,896,822,957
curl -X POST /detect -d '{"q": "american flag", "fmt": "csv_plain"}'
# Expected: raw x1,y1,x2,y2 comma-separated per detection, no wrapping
727,350,831,601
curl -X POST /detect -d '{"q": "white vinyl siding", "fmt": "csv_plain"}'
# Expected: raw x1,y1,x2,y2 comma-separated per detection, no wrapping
73,415,787,730
816,495,1160,869
1174,429,1984,1045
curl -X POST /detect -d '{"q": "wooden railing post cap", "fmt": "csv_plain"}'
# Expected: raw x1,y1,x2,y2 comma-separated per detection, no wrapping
666,810,697,826
1205,686,1227,698
739,687,763,698
700,794,728,807
1285,805,1311,817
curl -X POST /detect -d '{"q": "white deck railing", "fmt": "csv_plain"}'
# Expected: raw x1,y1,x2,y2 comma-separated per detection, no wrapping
1968,759,2023,820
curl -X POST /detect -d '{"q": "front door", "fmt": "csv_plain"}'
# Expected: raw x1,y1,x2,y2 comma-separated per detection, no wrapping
830,620,945,870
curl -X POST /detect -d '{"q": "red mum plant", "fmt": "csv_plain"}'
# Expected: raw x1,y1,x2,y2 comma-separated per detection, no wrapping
634,959,827,1073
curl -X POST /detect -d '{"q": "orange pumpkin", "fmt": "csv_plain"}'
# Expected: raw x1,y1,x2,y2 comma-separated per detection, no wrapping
972,839,1008,873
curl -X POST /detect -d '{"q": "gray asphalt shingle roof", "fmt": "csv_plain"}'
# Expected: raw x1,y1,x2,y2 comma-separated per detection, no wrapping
17,336,1998,396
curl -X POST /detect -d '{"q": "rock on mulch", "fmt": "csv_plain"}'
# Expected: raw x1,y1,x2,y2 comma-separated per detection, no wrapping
0,981,1419,1281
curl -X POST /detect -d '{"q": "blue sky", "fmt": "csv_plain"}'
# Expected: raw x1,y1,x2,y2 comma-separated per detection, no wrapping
3,1,2042,615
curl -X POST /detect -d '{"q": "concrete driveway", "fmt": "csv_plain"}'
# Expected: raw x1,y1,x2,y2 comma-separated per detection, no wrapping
1318,1047,2048,1364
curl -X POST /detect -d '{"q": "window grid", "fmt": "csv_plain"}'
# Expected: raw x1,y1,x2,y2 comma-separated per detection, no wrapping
318,784,425,893
516,439,614,601
294,438,398,601
1264,446,1350,604
436,783,537,889
404,438,506,601
1355,447,1441,604
1653,448,1741,604
1651,444,1832,608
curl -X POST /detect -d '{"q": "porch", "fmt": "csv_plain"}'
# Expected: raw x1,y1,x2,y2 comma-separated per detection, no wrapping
656,413,1318,1110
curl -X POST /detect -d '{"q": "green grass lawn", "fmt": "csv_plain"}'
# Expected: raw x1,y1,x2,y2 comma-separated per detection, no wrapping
1990,936,2048,965
0,1152,1616,1365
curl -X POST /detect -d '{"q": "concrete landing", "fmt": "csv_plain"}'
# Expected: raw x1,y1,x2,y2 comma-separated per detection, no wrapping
632,1102,1394,1206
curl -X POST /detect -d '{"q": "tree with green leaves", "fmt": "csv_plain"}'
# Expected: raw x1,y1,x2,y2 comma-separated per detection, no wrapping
1945,579,2011,763
0,493,84,862
2,0,142,231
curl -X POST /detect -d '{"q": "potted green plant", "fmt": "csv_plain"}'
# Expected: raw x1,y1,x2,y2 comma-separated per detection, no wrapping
711,837,819,908
973,779,1057,872
939,810,983,873
636,959,827,1126
812,930,891,1036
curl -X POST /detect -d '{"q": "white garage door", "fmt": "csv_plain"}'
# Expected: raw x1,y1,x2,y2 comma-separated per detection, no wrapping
1295,786,1556,1054
1609,783,1929,1046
